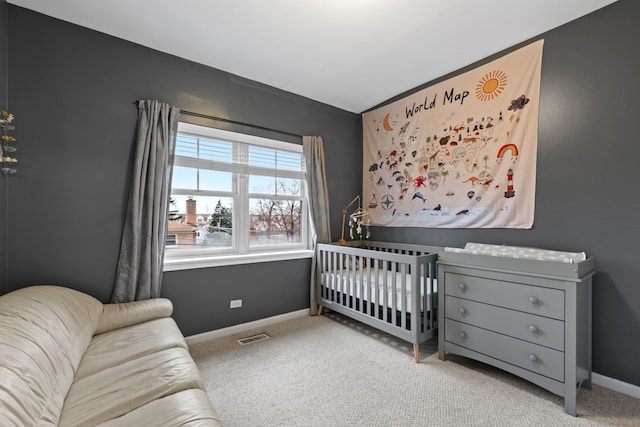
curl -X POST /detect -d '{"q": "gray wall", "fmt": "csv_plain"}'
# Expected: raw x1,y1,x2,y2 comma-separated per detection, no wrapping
4,1,640,388
0,0,7,295
5,6,360,333
371,0,639,387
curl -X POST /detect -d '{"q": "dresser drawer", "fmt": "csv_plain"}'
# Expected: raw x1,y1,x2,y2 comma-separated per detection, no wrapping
444,272,565,320
444,296,565,351
444,319,565,382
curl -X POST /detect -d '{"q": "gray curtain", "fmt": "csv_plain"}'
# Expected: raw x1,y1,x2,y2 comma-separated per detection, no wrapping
303,136,331,315
111,100,180,303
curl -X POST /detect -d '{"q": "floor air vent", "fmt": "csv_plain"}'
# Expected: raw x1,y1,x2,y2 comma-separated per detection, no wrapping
237,333,270,345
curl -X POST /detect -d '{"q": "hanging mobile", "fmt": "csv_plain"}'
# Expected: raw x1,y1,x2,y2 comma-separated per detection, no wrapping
339,195,373,245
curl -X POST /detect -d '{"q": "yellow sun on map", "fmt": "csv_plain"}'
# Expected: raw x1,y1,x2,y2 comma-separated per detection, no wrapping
475,70,507,101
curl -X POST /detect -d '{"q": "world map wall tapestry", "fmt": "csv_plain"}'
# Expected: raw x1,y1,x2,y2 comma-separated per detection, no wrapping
362,40,544,229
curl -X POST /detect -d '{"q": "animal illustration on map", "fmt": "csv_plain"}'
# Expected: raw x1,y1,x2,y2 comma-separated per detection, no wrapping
463,175,494,187
412,192,426,203
413,176,427,188
427,171,442,191
452,147,466,159
463,176,481,185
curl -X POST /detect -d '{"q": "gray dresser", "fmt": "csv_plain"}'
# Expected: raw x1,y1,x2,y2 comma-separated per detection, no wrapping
437,251,595,416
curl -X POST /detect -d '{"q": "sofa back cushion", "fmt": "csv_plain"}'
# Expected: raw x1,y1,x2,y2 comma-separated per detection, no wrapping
0,285,103,426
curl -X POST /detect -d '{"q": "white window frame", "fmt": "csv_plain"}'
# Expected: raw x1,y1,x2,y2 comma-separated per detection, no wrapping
164,122,312,271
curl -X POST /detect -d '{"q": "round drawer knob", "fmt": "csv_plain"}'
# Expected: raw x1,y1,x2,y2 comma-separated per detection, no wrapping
459,307,467,315
528,296,539,305
459,331,467,339
529,354,538,362
529,325,539,333
458,283,467,292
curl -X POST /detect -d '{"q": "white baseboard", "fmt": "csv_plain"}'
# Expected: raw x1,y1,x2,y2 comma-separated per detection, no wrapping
186,311,640,401
185,308,309,346
592,372,640,400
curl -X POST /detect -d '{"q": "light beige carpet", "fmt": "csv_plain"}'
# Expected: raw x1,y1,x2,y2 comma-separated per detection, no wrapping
190,311,640,427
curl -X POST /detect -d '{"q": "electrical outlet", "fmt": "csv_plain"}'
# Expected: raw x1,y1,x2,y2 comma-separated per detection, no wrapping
230,299,242,309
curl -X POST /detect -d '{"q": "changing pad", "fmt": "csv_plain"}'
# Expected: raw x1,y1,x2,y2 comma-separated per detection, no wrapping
444,242,586,264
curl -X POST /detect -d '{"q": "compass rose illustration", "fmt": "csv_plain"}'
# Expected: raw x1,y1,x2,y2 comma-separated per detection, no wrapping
381,194,395,210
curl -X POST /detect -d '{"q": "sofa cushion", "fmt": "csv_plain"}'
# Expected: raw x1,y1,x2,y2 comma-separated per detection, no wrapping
0,285,104,426
59,347,207,426
95,298,174,335
95,389,223,426
75,317,188,381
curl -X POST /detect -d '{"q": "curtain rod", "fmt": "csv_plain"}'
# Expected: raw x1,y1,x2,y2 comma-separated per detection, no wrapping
133,101,303,139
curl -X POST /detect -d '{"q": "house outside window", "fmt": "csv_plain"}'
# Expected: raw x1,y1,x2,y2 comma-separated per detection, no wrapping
164,122,312,270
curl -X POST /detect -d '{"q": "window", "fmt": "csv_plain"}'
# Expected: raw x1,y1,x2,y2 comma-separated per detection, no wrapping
164,122,311,270
166,234,177,247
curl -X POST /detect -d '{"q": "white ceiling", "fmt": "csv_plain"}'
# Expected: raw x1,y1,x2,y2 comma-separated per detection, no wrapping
8,0,617,113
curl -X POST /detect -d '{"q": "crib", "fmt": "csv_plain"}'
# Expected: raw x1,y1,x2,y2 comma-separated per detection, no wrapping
317,241,440,362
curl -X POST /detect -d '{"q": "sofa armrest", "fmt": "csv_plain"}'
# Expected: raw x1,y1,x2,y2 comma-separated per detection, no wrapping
95,298,174,335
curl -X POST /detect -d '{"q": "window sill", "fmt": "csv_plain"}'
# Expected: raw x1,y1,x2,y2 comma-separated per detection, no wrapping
163,249,314,271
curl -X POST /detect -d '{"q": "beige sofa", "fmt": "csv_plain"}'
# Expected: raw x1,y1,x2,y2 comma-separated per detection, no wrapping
0,285,222,426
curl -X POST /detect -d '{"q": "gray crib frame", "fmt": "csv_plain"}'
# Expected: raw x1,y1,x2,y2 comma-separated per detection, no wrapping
317,241,440,362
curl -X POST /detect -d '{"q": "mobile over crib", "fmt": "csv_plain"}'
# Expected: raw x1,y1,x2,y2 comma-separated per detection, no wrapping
317,241,440,362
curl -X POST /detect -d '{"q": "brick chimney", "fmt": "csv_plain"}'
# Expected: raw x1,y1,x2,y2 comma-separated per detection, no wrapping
186,198,197,225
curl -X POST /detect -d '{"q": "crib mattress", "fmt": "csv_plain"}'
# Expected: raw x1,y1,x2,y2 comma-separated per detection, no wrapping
322,269,436,312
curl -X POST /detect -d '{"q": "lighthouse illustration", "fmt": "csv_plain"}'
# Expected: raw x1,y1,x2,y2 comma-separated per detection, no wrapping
504,168,515,198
